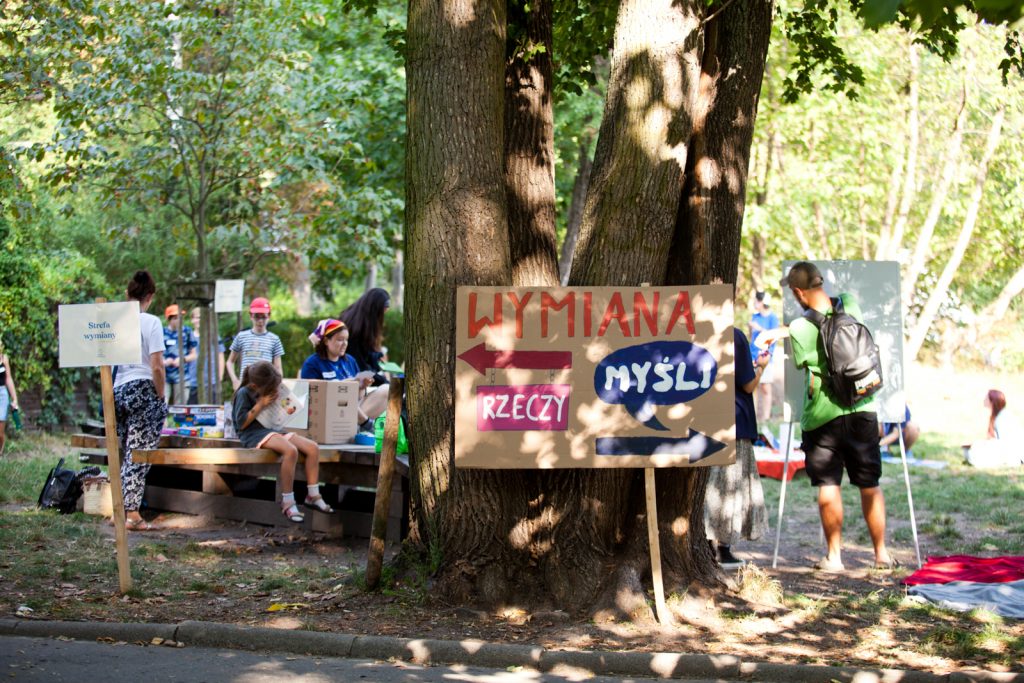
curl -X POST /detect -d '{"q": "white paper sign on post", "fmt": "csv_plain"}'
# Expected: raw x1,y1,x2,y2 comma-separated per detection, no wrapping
58,302,142,368
214,279,246,313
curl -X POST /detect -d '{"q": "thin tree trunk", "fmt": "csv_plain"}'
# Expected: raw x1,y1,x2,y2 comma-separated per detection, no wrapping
813,202,833,260
980,263,1024,329
790,207,815,258
292,253,313,317
405,0,512,595
906,107,1004,361
505,0,559,287
885,42,919,259
857,143,871,259
391,249,404,311
902,75,968,306
876,135,905,259
751,233,766,292
558,140,593,285
365,262,378,291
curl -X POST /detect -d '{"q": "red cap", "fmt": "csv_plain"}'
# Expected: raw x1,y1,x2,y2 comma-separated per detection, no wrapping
165,304,181,318
249,297,271,314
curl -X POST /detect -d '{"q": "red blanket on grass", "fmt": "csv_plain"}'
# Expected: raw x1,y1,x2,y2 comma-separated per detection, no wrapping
902,555,1024,586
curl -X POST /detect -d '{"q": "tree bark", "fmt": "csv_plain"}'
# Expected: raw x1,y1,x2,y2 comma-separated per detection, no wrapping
569,0,704,287
405,0,513,597
505,0,559,287
558,140,593,285
902,75,967,307
906,107,1004,361
365,262,378,291
665,0,773,287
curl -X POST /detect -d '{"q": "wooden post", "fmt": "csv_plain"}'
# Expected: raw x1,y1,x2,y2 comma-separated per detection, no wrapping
366,377,404,590
644,468,672,624
99,335,132,593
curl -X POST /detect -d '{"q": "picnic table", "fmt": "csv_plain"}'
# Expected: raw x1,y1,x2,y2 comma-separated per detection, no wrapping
71,433,408,541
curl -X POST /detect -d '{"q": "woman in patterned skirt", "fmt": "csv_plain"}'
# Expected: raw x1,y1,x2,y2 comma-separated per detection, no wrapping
113,270,167,530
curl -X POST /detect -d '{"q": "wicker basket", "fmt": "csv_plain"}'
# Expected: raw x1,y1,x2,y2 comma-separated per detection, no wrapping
82,477,113,517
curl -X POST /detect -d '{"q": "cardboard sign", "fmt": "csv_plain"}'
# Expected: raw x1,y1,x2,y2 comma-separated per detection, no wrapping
455,286,735,469
214,279,245,313
58,302,142,368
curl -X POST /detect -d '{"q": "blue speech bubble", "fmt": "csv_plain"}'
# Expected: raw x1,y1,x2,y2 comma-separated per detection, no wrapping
594,341,718,430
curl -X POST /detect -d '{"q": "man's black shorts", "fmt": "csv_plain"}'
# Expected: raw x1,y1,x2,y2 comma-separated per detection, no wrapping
801,412,881,488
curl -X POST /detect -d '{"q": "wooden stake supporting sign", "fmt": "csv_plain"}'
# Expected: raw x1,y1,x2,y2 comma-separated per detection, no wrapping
58,298,141,594
644,468,672,624
100,363,132,592
366,377,405,590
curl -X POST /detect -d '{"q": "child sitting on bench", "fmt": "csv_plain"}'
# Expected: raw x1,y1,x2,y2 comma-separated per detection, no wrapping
232,361,334,522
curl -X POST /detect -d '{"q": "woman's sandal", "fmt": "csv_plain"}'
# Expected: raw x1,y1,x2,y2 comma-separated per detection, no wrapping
304,495,335,514
281,503,305,523
125,517,156,531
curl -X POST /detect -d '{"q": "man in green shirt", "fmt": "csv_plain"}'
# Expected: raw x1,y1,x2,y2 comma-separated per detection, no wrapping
782,261,895,572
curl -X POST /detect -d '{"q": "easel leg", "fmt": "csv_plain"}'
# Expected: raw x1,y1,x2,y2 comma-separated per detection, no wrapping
771,421,796,569
898,430,922,568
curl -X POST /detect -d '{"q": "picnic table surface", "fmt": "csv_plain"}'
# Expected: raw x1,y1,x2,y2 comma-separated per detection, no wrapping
70,433,408,473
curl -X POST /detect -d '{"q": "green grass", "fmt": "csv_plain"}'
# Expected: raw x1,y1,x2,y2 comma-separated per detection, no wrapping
0,432,79,503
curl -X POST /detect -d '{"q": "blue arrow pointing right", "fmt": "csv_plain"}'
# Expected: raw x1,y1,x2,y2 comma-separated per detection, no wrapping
595,429,727,463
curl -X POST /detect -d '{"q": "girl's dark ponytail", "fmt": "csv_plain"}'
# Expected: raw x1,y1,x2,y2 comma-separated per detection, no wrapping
126,270,157,301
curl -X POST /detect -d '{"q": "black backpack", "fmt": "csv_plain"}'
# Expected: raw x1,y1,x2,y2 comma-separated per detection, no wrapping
38,459,100,514
803,297,884,407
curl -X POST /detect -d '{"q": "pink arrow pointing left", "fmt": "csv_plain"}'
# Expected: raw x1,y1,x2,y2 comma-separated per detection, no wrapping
457,343,573,376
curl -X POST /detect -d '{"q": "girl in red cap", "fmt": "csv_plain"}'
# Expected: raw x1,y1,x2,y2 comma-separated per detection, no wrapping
226,297,284,391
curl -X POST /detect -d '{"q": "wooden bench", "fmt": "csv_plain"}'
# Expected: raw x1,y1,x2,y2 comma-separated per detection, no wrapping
72,434,408,541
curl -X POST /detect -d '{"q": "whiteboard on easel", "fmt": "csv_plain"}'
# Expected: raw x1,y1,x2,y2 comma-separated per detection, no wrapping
780,260,906,425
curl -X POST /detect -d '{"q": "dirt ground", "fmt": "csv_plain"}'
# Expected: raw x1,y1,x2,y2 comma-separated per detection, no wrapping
9,483,1017,678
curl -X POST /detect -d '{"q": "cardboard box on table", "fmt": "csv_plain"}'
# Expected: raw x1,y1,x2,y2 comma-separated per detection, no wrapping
287,379,360,444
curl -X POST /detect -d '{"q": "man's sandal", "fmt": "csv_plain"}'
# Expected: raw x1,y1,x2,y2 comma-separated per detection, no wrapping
281,503,305,523
304,495,335,514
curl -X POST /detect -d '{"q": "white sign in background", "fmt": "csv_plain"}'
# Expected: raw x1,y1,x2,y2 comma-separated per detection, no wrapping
214,279,246,313
58,302,142,368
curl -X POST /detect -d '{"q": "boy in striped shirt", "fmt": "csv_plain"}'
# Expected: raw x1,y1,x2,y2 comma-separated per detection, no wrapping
227,297,285,391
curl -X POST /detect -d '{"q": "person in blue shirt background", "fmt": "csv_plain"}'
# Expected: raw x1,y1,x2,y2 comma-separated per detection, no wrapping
163,304,197,404
300,319,387,433
749,291,780,421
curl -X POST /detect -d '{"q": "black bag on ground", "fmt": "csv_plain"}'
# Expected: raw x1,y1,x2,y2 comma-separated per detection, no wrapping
37,459,97,514
803,297,884,407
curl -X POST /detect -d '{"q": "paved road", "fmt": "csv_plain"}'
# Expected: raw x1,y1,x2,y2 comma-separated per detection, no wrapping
0,635,722,683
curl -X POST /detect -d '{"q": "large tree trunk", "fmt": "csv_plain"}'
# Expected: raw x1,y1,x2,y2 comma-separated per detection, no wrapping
405,0,514,599
665,0,772,287
569,0,704,287
906,107,1004,361
505,0,559,287
406,0,774,616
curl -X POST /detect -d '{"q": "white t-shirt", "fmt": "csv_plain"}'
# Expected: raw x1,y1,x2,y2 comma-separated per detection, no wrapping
114,311,165,387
